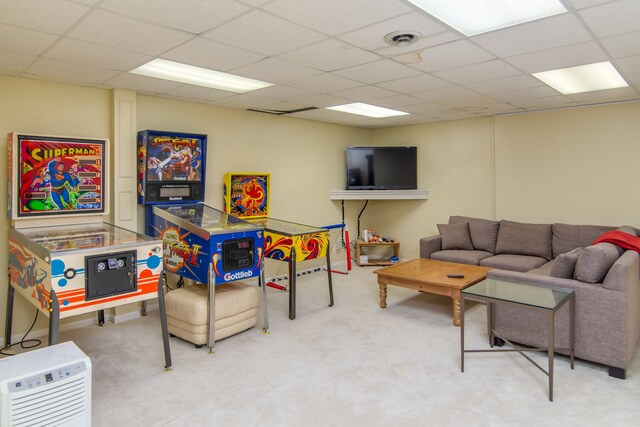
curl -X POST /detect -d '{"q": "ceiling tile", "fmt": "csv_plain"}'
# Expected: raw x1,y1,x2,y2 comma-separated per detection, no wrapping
202,10,326,56
510,95,577,109
248,84,316,101
471,14,592,58
432,60,521,85
437,95,502,108
368,94,425,108
100,0,250,34
231,58,322,84
413,85,480,102
490,86,561,102
0,50,36,74
331,59,421,84
165,84,235,102
408,40,495,73
579,0,640,38
337,12,445,51
263,0,412,36
401,101,449,114
26,57,120,84
287,94,352,108
45,38,151,71
376,73,451,93
0,0,89,35
0,24,58,56
278,39,380,72
330,85,399,101
566,0,612,8
68,9,193,55
616,54,640,74
213,93,278,109
568,86,639,102
623,71,640,86
477,102,523,115
465,75,543,95
104,72,185,93
287,73,363,92
601,31,640,59
505,41,608,73
236,0,271,6
162,37,265,71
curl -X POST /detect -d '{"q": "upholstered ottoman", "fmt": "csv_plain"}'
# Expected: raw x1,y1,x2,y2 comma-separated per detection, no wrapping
165,281,260,347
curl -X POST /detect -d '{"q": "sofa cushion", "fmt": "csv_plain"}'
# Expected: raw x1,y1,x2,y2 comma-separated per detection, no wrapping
550,247,583,279
617,225,637,237
431,250,493,266
449,216,500,253
552,223,615,258
479,254,547,272
495,220,553,260
528,260,555,276
603,250,638,291
437,223,473,250
574,243,621,284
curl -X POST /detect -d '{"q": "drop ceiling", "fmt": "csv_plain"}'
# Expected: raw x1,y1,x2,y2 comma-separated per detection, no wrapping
1,0,639,128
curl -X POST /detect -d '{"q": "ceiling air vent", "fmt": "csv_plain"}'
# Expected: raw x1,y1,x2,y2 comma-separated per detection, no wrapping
384,30,422,47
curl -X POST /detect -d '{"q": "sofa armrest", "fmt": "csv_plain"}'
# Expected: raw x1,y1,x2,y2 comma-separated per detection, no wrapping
419,235,442,259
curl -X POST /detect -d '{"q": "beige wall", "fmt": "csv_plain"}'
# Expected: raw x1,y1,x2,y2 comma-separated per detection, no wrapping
0,76,111,338
1,74,639,338
494,103,640,225
369,117,496,258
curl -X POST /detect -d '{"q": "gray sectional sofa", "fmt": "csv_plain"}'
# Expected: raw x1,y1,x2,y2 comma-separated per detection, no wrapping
420,216,640,378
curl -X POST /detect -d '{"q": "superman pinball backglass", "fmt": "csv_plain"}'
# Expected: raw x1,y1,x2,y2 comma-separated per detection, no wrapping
9,133,106,219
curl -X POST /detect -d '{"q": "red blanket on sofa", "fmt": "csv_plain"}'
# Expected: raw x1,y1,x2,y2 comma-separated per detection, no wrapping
593,230,640,253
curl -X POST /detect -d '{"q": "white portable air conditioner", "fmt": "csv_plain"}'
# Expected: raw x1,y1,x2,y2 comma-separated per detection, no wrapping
0,341,91,427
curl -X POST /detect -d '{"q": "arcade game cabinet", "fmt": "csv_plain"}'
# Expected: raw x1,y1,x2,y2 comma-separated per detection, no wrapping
5,132,171,369
138,130,267,351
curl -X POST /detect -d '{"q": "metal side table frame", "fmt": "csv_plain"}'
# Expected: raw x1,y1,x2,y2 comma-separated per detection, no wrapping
460,279,575,402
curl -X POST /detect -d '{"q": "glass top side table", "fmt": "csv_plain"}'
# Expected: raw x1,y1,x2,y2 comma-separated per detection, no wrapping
460,278,575,401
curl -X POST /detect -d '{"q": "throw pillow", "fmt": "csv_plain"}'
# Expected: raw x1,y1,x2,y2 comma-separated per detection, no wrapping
550,247,583,279
437,222,473,250
450,216,500,253
574,242,621,284
495,220,553,260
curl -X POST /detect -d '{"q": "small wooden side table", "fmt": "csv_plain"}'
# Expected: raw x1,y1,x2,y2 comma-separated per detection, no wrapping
355,240,400,266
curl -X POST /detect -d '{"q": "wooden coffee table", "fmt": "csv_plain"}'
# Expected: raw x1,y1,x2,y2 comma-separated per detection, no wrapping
373,259,492,326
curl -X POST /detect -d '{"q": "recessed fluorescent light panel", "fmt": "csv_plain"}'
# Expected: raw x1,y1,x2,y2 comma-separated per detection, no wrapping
406,0,566,36
130,58,273,93
326,102,409,118
533,61,629,95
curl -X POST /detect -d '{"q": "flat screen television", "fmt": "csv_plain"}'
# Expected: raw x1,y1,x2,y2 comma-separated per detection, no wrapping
346,146,417,190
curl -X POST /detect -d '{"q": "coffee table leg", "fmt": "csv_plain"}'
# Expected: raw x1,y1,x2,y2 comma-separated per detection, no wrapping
452,297,461,327
379,282,387,308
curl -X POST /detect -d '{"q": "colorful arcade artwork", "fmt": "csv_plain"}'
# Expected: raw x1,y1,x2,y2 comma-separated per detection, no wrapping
147,204,265,285
223,172,270,219
137,130,206,204
8,133,106,219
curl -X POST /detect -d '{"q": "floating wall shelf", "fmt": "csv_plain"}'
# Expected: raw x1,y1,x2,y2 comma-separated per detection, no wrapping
329,190,430,200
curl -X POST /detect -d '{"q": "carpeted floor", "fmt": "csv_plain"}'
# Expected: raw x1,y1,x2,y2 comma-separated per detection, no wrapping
33,265,640,426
